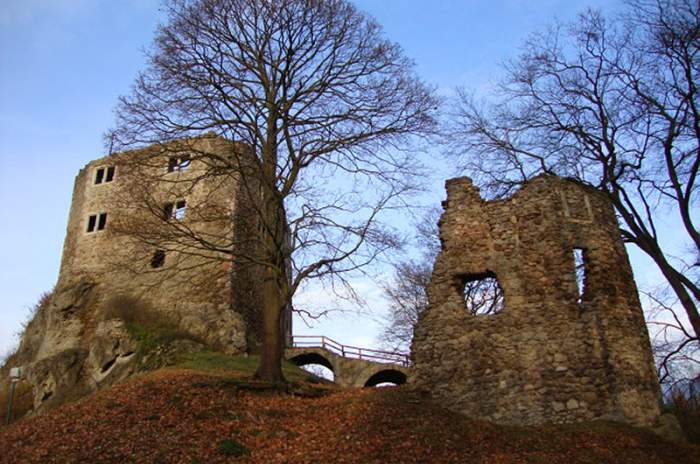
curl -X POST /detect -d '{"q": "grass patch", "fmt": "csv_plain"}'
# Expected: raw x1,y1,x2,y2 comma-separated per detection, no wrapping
103,294,204,362
218,438,248,457
176,351,332,384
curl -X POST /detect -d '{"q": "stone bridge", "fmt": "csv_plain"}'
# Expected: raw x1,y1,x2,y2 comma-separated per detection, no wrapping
285,336,410,388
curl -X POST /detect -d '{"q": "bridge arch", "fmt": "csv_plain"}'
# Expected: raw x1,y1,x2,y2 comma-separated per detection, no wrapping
364,368,408,387
288,351,335,373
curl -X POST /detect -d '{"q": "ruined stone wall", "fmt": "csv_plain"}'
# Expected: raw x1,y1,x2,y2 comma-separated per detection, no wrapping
411,176,662,427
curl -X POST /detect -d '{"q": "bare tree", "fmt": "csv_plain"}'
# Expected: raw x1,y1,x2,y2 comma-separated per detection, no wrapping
644,286,700,393
448,0,700,345
108,0,438,382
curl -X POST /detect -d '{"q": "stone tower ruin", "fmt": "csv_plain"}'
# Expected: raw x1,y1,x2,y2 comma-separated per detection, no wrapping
410,175,662,427
2,136,291,414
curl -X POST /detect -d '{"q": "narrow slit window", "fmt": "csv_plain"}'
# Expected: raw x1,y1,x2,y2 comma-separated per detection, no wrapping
94,168,105,185
151,250,166,268
105,166,115,182
97,213,108,231
462,272,505,316
573,248,587,304
87,214,97,232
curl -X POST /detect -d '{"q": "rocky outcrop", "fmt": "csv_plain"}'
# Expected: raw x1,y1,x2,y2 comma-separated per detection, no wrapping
0,278,237,420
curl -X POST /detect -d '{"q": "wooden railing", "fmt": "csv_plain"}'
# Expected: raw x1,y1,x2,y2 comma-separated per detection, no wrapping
290,335,410,367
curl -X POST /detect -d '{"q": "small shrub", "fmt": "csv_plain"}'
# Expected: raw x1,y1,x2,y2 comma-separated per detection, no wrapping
218,438,248,457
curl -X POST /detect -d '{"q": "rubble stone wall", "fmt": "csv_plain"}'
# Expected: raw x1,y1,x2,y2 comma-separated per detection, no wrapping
410,175,662,427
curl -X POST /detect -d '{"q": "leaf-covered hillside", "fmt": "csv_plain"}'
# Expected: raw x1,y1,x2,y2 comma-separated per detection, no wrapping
0,354,697,464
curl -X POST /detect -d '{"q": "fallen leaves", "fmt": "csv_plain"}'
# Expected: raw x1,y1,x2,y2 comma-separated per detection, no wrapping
0,368,697,463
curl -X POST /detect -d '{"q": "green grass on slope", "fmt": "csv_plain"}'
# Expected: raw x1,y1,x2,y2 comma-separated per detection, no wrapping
176,351,328,384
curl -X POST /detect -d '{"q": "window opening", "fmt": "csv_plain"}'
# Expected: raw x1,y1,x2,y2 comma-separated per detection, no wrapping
86,213,107,233
94,166,115,185
167,155,191,172
87,215,97,233
164,200,187,220
462,272,505,315
151,250,166,268
97,213,107,231
174,200,186,220
163,202,174,220
573,248,587,304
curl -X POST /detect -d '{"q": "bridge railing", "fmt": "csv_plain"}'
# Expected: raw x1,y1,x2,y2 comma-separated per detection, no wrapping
290,335,410,367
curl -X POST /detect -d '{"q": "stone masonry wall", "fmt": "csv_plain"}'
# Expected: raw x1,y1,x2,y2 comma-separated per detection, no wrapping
410,175,662,427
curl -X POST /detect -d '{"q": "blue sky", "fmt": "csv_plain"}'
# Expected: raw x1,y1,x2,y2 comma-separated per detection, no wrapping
0,0,657,355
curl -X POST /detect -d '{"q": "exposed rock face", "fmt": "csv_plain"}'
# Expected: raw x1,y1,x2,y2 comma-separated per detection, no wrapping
411,176,662,428
1,137,288,419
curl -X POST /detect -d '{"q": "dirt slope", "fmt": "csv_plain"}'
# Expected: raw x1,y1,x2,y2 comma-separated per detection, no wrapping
0,367,696,464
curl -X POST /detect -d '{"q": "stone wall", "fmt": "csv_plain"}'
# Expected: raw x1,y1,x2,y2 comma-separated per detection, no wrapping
410,175,662,427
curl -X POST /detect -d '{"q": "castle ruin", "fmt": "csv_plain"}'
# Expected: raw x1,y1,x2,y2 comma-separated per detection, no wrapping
3,136,291,413
410,176,662,427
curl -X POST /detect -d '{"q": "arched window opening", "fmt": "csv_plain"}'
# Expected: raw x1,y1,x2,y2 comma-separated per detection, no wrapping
461,272,505,315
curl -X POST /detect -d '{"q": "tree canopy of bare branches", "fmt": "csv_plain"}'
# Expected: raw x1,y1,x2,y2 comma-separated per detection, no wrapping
448,0,700,361
109,0,438,381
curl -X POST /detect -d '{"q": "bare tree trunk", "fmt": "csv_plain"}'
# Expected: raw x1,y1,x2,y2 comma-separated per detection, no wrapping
255,266,285,382
255,150,288,382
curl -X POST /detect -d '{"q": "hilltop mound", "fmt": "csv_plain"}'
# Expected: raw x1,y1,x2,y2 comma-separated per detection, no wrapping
0,355,696,464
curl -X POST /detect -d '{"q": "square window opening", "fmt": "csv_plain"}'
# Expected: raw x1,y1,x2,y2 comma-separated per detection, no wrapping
461,272,505,316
